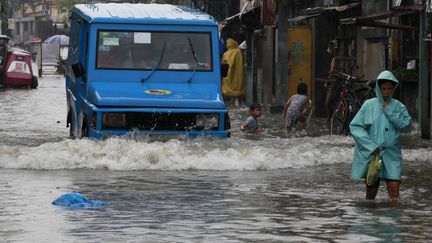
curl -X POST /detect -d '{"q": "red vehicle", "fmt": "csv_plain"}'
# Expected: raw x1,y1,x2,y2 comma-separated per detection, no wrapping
1,47,38,89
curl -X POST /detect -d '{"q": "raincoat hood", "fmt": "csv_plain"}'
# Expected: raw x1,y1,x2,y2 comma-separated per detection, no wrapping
226,38,238,50
375,70,399,104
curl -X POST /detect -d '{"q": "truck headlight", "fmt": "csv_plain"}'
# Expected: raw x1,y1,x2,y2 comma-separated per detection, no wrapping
102,113,126,129
196,114,218,130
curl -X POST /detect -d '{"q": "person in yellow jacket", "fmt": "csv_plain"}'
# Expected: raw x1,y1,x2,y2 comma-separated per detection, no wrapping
221,38,245,106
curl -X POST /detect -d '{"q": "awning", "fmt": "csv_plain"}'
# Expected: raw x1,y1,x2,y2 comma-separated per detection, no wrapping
300,2,361,15
287,3,360,22
224,6,260,24
222,6,261,30
53,23,65,29
287,14,320,23
340,4,424,30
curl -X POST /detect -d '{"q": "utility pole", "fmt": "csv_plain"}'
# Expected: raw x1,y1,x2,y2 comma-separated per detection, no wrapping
419,1,431,139
0,0,9,35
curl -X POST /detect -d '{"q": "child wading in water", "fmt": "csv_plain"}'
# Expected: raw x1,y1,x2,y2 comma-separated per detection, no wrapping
240,104,264,133
282,82,312,132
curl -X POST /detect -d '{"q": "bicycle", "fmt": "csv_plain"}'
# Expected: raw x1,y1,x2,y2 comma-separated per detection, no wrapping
329,71,373,136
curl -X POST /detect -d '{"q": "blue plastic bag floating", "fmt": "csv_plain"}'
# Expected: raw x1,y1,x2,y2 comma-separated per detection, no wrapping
52,193,108,207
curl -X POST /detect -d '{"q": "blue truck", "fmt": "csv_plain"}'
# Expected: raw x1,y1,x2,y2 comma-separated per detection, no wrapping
66,3,230,139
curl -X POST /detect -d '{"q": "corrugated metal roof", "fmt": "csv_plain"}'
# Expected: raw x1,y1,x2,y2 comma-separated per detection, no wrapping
287,14,320,23
300,3,360,15
340,4,424,30
73,3,216,25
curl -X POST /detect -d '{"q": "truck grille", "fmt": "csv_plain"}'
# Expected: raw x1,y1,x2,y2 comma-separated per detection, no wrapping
125,112,196,131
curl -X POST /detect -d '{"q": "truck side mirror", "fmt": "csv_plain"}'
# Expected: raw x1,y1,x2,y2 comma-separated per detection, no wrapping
221,62,229,78
71,62,85,78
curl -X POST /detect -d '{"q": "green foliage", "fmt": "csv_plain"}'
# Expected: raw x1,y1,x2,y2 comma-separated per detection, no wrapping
393,68,418,82
58,0,82,12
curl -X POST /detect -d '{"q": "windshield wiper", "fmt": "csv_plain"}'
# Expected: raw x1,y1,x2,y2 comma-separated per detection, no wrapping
141,42,166,83
188,37,199,66
187,37,200,83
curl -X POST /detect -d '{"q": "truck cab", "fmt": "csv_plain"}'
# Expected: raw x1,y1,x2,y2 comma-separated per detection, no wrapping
66,3,230,139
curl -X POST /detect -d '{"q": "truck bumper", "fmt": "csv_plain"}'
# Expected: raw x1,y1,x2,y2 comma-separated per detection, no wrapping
89,128,230,140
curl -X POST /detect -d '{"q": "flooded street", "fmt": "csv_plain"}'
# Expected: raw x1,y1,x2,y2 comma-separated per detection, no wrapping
1,75,432,242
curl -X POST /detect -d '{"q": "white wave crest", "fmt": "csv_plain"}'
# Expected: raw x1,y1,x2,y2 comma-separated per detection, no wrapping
0,135,428,171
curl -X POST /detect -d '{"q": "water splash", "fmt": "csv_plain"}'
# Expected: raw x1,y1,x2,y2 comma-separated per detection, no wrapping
0,135,359,171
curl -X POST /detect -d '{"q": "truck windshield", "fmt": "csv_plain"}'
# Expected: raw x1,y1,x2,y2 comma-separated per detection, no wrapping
96,31,212,71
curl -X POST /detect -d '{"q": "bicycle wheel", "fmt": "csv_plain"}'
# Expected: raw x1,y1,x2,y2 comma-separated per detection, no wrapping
343,103,357,135
330,100,349,136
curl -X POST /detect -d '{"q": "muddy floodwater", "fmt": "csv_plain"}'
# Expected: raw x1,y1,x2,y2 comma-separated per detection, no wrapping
1,75,432,242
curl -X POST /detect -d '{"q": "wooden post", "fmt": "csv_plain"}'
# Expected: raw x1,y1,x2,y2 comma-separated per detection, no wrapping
419,9,431,139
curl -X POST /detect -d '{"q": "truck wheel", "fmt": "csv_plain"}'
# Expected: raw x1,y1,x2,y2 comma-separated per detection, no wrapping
68,114,75,139
80,120,89,138
69,126,75,139
30,76,38,89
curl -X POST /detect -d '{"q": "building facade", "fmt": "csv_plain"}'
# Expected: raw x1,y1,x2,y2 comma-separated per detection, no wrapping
221,0,430,138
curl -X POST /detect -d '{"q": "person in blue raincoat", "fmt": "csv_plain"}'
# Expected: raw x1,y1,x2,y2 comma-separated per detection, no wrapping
350,70,412,201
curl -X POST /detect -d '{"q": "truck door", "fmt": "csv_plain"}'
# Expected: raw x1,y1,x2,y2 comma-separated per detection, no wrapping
77,22,89,97
67,16,89,137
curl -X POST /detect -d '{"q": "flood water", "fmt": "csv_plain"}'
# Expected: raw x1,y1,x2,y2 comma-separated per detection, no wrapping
1,75,432,242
